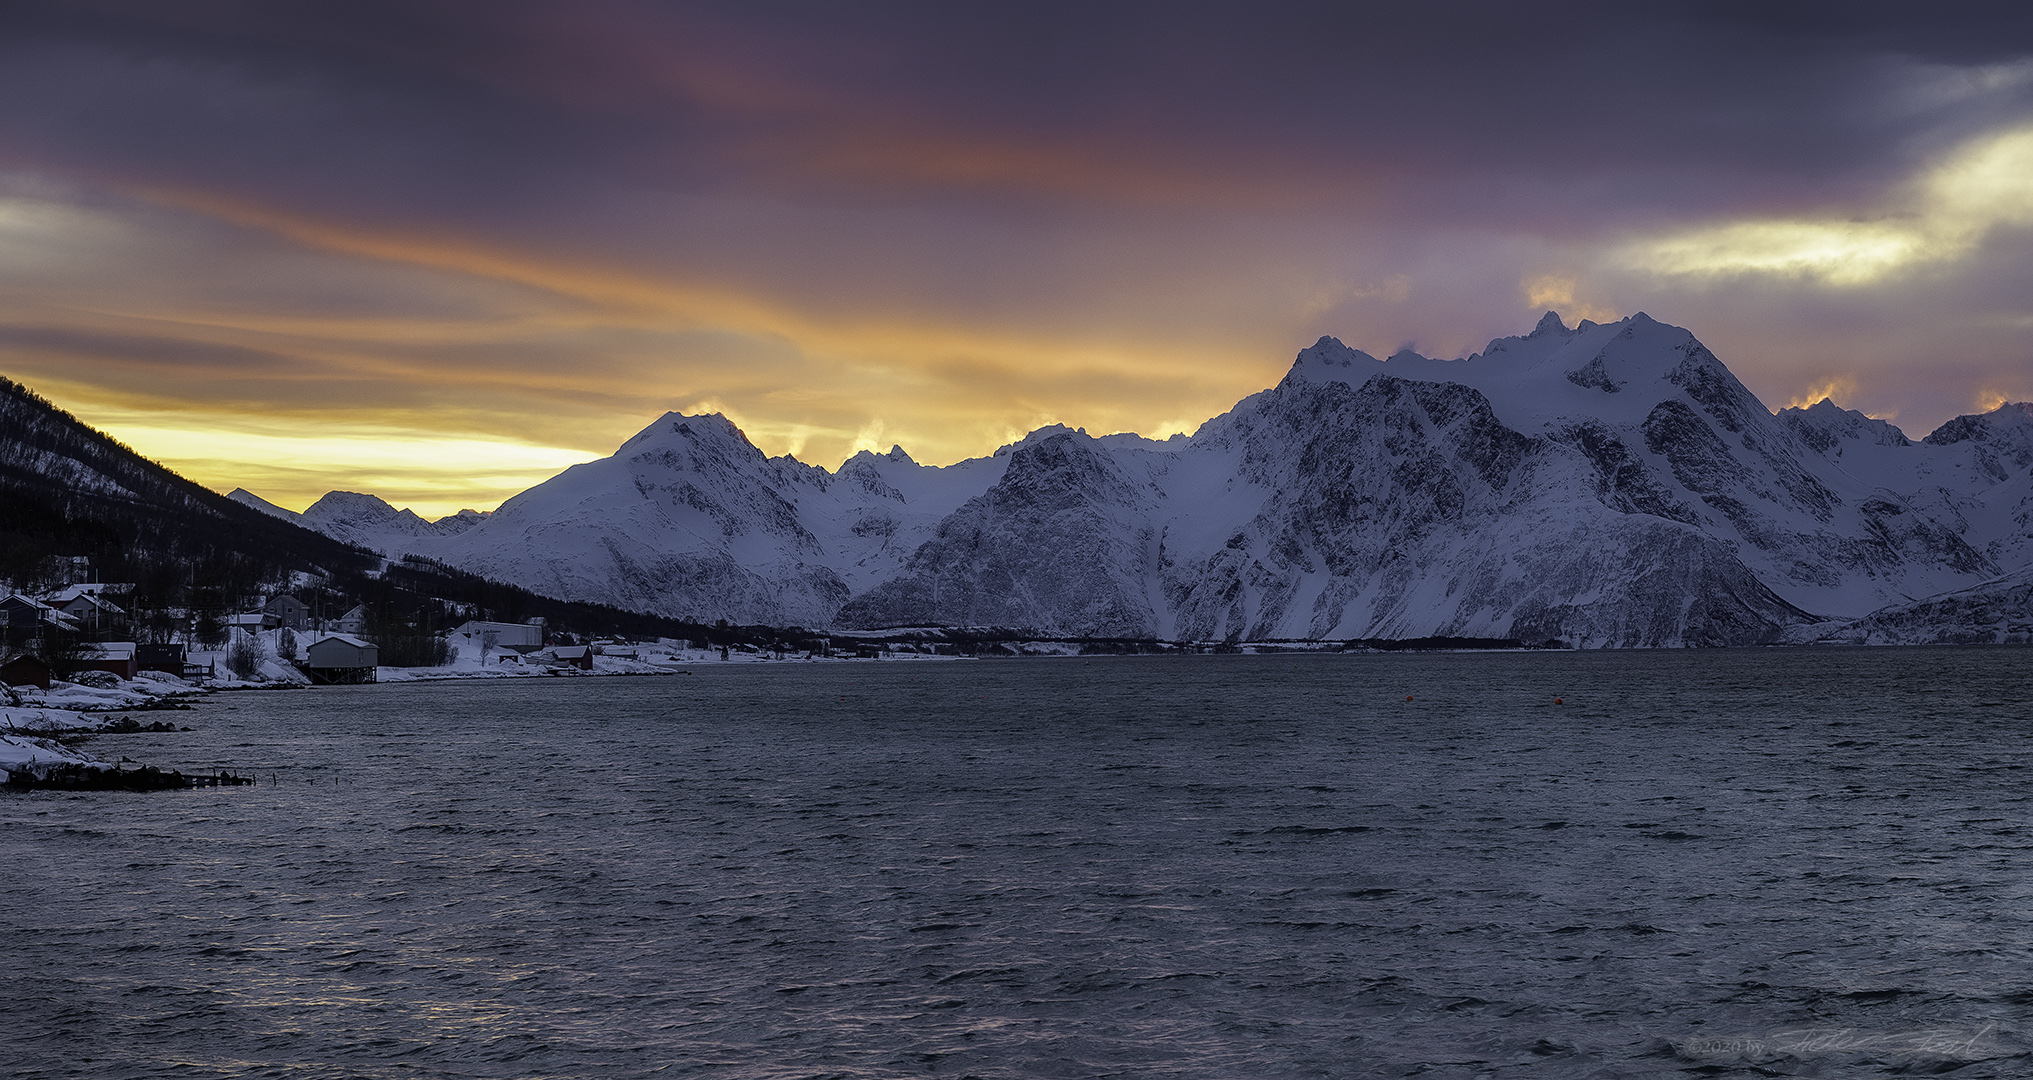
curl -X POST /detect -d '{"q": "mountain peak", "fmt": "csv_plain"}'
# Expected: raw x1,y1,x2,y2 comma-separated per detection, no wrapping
1991,401,2033,425
844,443,919,468
1288,335,1380,385
620,410,757,455
1779,398,1912,451
1531,310,1569,337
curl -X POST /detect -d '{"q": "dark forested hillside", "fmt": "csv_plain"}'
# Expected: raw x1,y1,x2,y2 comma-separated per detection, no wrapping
0,375,740,645
0,376,380,591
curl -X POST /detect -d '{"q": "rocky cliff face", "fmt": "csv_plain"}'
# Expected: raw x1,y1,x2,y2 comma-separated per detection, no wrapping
838,432,1169,637
263,313,2033,645
1152,370,1817,647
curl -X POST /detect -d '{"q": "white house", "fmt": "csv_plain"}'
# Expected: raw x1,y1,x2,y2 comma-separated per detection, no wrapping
334,605,369,635
55,591,127,631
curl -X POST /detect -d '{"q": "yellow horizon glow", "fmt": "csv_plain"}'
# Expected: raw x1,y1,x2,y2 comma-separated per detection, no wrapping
73,408,604,519
2,186,1297,514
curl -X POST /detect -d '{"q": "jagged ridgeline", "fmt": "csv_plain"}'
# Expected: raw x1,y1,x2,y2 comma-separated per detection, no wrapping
248,312,2033,647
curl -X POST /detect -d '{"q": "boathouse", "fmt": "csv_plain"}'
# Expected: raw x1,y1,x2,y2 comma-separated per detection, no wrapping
136,643,187,676
304,634,378,684
552,645,594,670
79,642,138,681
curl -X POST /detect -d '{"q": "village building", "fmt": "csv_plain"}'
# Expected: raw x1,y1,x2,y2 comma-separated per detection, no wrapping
552,645,595,670
78,642,138,681
1,654,51,689
262,595,310,630
451,619,546,655
334,605,369,635
1,594,80,645
47,587,129,633
303,634,378,684
227,611,278,636
136,642,187,677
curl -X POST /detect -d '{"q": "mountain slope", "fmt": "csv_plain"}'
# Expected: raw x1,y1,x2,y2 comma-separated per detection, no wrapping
258,314,2033,645
1796,566,2033,645
0,375,747,644
405,414,1008,627
0,376,377,585
1781,398,2033,572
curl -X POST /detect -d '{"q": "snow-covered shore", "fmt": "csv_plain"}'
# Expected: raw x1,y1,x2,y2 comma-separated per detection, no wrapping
0,706,129,780
0,730,108,778
0,673,204,783
371,642,966,682
0,641,966,785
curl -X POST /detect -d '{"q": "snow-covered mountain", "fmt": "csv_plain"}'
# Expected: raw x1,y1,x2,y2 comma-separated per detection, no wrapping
251,313,2033,645
230,489,489,552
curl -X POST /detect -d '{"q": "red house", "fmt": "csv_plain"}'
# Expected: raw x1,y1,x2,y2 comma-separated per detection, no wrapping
1,654,52,689
78,642,138,681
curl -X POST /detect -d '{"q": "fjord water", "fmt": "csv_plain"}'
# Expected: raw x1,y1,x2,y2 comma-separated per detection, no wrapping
4,650,2032,1079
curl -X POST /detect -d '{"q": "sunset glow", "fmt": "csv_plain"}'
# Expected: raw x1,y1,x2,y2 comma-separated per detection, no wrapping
0,4,2028,516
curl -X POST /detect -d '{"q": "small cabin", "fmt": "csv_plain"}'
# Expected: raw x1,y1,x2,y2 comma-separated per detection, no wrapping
1,654,52,689
552,645,594,670
304,634,378,684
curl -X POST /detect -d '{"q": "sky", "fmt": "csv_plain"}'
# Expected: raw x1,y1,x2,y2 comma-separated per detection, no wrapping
2,1,2031,518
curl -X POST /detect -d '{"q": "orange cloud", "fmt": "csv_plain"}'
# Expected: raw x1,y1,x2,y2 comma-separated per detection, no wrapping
1786,375,1861,411
7,186,1297,514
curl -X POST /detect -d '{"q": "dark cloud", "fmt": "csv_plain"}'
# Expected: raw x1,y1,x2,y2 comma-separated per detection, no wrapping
0,323,293,373
6,0,2031,222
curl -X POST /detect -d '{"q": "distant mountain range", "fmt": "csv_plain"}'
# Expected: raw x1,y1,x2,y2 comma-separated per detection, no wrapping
234,312,2033,647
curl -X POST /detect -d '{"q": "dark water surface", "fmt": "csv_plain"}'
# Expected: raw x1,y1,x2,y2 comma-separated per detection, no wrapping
5,649,2033,1078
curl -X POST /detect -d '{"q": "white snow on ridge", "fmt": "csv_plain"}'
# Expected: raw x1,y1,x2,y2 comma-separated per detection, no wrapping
255,312,2033,644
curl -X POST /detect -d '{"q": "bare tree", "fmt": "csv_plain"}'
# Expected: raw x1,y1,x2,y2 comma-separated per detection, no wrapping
225,630,265,679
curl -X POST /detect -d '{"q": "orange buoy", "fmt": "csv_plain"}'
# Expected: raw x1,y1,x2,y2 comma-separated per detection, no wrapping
1405,694,1414,701
1555,697,1563,705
